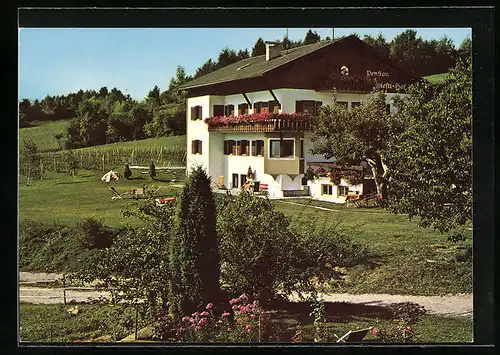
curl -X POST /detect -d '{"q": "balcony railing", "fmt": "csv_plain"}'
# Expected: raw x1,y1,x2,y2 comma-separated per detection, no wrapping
208,119,312,132
205,112,313,133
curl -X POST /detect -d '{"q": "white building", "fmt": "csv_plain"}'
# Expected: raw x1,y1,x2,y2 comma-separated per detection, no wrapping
177,36,419,202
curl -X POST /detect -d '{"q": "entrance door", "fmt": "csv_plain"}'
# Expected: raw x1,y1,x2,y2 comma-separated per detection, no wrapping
232,173,239,189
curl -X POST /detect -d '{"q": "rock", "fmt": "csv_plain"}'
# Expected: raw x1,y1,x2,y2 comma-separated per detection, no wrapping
429,244,447,249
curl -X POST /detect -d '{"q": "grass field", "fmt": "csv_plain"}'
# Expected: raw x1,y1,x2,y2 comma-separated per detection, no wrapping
19,302,472,343
19,119,71,153
19,170,184,228
272,199,472,296
424,73,449,83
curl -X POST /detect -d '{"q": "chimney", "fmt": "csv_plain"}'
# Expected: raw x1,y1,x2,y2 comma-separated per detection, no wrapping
265,41,281,61
332,28,335,40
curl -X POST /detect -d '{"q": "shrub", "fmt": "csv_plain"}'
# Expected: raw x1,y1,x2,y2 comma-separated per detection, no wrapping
373,302,427,342
149,161,156,179
124,164,132,179
77,218,112,249
217,191,306,305
169,167,225,318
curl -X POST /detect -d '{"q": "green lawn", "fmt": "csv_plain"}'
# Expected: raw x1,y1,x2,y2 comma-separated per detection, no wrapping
271,199,472,296
19,119,71,153
424,73,449,83
19,302,472,343
19,170,184,228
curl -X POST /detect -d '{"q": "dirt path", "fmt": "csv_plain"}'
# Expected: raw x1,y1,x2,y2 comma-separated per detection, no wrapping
20,273,472,317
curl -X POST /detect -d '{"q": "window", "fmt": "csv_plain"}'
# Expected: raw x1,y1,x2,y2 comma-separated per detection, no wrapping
240,140,249,156
191,140,202,154
296,100,323,115
322,184,333,195
254,101,269,114
224,140,232,155
191,106,203,120
269,139,294,158
238,103,249,115
351,102,361,108
213,104,224,117
240,174,247,187
300,139,304,159
232,174,239,189
234,141,240,155
228,140,236,155
338,186,349,196
337,101,348,109
251,140,264,156
225,104,235,117
269,100,281,114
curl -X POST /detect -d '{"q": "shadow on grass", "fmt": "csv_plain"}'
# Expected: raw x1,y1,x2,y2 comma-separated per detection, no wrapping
270,299,395,325
55,181,86,185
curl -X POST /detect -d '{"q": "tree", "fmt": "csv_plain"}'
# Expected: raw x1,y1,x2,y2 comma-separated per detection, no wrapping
145,85,161,108
385,59,472,232
304,29,321,45
168,167,225,319
194,59,218,78
124,164,132,179
389,30,424,76
216,48,239,68
251,38,266,57
363,33,390,58
310,93,403,201
236,49,250,60
23,139,40,186
457,37,471,63
282,35,292,50
149,161,156,179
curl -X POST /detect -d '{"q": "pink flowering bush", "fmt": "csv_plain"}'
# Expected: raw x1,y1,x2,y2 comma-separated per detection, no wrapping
173,295,266,342
204,112,313,128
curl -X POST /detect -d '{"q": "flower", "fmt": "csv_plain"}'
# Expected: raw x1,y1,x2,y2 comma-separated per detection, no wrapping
200,311,209,317
372,328,378,336
246,326,253,333
206,303,213,310
407,326,412,332
198,318,208,326
222,312,231,318
195,326,202,331
250,314,256,318
182,316,190,322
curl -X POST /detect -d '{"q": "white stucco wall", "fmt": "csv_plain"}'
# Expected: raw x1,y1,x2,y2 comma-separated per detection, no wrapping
308,177,364,203
186,96,210,175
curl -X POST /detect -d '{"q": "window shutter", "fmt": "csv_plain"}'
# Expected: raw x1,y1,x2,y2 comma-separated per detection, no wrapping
214,105,224,117
191,107,196,120
258,140,264,156
295,101,303,113
223,140,227,155
191,140,196,154
199,141,202,155
198,106,202,120
235,141,240,155
251,141,256,156
231,140,236,155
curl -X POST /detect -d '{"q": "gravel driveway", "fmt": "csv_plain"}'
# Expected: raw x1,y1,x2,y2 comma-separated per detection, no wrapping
19,272,472,317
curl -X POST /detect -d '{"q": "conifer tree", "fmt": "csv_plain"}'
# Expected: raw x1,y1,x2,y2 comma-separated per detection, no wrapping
168,167,225,318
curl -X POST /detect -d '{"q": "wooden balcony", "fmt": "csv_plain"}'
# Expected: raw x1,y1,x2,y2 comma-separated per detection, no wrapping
264,158,306,176
208,119,312,133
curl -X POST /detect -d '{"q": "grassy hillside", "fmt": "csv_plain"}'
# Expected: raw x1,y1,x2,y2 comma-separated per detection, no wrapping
77,135,186,153
424,73,449,83
19,120,71,153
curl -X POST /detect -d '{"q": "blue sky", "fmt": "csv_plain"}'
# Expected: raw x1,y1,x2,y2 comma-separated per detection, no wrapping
19,27,471,101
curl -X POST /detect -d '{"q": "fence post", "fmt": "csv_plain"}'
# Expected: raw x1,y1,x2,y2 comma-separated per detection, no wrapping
135,303,139,340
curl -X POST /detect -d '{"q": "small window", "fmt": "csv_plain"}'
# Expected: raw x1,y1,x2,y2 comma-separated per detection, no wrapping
213,104,224,117
240,140,249,156
238,103,249,115
191,140,202,154
223,140,230,155
191,106,203,120
270,139,294,158
253,140,264,156
322,184,333,195
269,100,281,114
228,140,236,155
338,186,349,196
351,102,361,109
232,173,239,189
225,104,235,117
337,101,348,109
296,100,322,115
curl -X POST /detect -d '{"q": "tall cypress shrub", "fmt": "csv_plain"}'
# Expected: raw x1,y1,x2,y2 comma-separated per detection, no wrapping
168,166,225,318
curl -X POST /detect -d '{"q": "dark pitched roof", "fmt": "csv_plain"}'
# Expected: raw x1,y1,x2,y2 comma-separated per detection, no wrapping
176,35,419,91
176,38,342,91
